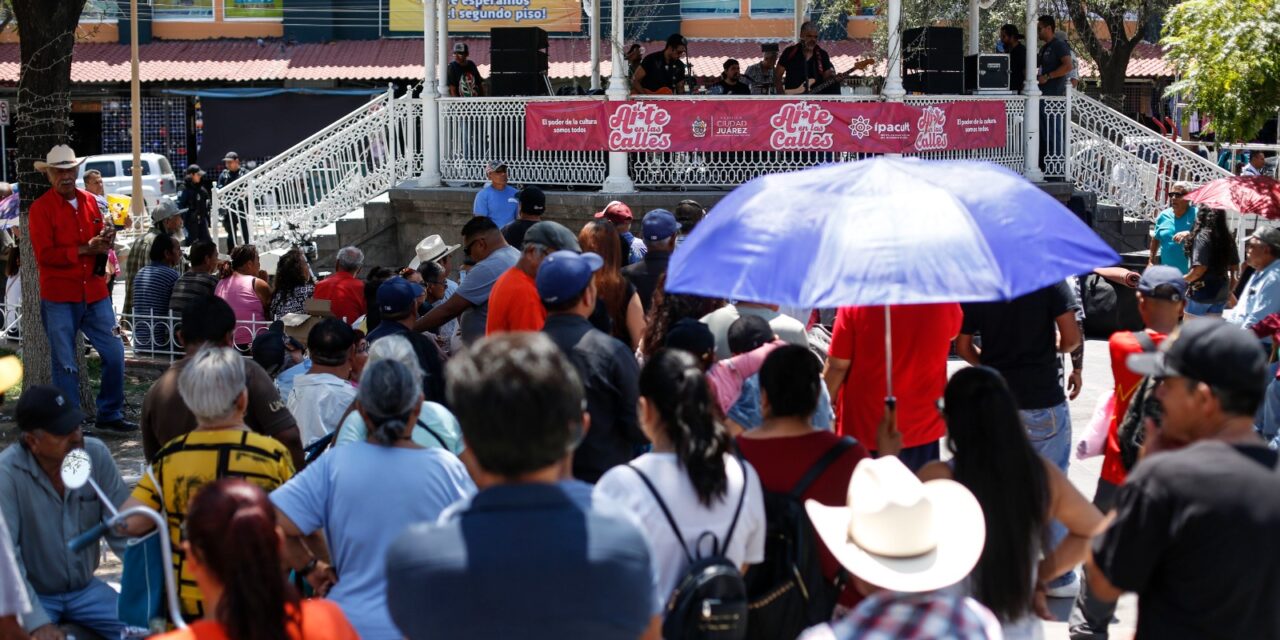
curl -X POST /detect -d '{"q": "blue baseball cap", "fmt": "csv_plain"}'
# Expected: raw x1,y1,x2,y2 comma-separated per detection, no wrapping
377,276,425,314
536,251,604,305
1137,265,1187,302
642,209,680,241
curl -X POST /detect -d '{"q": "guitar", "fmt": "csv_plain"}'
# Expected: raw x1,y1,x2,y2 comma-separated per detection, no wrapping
783,58,876,95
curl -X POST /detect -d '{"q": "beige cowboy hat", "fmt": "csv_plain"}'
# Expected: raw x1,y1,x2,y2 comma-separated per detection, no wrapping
408,234,461,269
0,356,22,395
34,145,86,171
806,456,986,594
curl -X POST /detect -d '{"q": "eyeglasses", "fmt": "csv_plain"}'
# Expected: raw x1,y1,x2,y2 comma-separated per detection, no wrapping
463,238,484,258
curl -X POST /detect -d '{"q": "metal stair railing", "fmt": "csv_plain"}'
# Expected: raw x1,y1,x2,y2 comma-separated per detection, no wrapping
212,85,423,249
1070,92,1229,219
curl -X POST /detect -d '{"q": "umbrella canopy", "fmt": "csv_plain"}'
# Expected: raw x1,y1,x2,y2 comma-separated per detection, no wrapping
666,158,1119,308
1184,175,1280,219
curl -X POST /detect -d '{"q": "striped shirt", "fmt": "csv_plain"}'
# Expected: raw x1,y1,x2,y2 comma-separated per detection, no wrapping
132,263,180,350
169,271,219,316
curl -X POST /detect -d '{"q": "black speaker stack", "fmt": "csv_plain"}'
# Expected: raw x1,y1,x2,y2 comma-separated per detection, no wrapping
902,26,963,94
489,27,550,97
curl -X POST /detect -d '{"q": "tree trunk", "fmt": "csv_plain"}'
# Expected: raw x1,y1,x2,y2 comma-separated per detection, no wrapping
11,0,89,407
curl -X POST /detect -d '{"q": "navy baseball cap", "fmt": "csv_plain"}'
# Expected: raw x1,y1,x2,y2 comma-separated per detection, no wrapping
16,384,84,436
377,276,426,314
1128,318,1268,394
642,209,680,241
1137,265,1187,302
664,318,716,355
536,251,603,305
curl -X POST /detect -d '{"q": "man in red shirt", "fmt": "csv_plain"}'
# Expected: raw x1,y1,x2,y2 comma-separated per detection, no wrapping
27,145,133,432
823,303,962,471
313,246,366,324
1069,265,1184,638
486,221,580,335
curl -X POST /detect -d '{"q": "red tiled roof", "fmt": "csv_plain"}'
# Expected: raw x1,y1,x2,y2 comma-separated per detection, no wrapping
0,37,1171,84
1072,42,1172,79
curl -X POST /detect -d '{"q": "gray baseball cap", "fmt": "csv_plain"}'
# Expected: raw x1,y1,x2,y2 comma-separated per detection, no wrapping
524,221,581,252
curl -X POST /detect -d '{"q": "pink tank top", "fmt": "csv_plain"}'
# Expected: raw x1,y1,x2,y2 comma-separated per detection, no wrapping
214,272,267,345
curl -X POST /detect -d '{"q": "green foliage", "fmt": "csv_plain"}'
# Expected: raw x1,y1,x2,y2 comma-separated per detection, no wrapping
1163,0,1280,142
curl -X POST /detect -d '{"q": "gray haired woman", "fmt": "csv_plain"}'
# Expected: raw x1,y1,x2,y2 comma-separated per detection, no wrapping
119,345,296,620
333,335,463,453
270,358,475,639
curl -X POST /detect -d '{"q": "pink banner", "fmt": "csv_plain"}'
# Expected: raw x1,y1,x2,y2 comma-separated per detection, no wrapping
525,100,1007,154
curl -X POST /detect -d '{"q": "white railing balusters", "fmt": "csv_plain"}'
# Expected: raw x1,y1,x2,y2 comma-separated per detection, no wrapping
1069,93,1229,219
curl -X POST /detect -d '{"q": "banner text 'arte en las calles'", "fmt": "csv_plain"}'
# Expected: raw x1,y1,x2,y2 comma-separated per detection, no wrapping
389,0,582,33
524,100,1008,154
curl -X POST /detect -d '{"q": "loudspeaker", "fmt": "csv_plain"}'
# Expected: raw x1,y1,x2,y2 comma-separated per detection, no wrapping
964,53,1010,93
489,72,547,97
490,50,549,74
903,26,963,73
903,71,964,94
490,27,549,52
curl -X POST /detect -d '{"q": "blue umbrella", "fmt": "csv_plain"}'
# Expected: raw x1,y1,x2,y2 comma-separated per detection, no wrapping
667,157,1118,308
665,157,1119,397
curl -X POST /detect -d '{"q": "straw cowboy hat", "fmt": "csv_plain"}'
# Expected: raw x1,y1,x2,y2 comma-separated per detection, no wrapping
34,145,86,171
408,235,461,269
806,456,986,593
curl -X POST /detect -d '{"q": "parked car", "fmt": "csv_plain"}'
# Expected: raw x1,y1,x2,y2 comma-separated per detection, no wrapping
76,153,177,211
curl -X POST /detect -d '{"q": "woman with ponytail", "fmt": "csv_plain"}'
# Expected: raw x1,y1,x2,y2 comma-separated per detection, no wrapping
917,367,1101,639
271,358,475,639
155,479,358,640
594,348,767,606
214,244,271,347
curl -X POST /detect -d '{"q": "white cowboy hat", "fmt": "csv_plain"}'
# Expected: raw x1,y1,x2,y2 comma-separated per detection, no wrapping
34,145,85,171
806,456,985,594
408,234,461,269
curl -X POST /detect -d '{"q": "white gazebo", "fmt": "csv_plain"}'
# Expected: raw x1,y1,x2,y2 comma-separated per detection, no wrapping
416,0,1049,192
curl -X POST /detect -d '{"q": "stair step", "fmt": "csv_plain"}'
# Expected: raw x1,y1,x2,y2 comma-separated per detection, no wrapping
336,218,368,237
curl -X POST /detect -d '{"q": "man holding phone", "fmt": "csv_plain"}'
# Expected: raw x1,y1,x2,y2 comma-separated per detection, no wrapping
27,145,133,433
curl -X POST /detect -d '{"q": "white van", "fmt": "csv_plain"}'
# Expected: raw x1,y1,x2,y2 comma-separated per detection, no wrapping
76,153,178,211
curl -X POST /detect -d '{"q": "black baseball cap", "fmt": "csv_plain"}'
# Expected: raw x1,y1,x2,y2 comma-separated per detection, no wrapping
519,186,546,215
16,384,84,436
1128,318,1268,394
251,321,289,377
664,318,716,355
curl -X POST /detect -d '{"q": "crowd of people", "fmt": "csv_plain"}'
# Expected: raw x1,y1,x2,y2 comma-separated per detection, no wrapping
4,141,1280,640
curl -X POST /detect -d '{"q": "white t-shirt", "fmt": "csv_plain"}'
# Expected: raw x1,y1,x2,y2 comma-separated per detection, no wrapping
594,452,766,607
286,372,358,446
701,304,810,360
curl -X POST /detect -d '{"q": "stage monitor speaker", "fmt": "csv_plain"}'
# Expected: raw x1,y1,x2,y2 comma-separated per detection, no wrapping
964,53,1010,93
903,26,963,73
490,27,549,52
490,50,549,74
903,71,964,95
489,71,548,97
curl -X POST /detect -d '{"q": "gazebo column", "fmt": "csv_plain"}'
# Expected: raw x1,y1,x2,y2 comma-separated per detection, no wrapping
1023,0,1044,181
591,0,602,91
419,0,442,187
602,0,635,193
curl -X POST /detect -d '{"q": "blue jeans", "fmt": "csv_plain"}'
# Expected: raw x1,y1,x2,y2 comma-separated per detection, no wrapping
40,297,125,423
36,579,124,638
1185,299,1225,315
1021,401,1074,587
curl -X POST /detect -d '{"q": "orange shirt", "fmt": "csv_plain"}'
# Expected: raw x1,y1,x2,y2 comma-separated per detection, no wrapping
1101,329,1166,485
486,267,546,334
154,599,358,640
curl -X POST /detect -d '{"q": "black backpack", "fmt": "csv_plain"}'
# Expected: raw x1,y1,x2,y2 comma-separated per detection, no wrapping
1082,273,1119,338
744,437,855,639
628,459,749,640
1118,331,1162,471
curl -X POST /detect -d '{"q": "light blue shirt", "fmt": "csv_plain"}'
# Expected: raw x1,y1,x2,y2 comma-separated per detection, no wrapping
270,442,475,640
1151,206,1197,274
274,358,311,398
1227,260,1280,330
472,185,520,228
334,401,464,453
456,245,520,344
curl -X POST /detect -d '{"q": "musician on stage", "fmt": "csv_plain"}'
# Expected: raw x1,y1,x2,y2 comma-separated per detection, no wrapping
743,43,779,95
632,34,689,95
775,22,839,95
709,59,751,95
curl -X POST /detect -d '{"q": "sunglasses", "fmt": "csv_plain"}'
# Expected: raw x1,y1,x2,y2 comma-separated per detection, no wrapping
464,237,484,257
1170,191,1188,198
